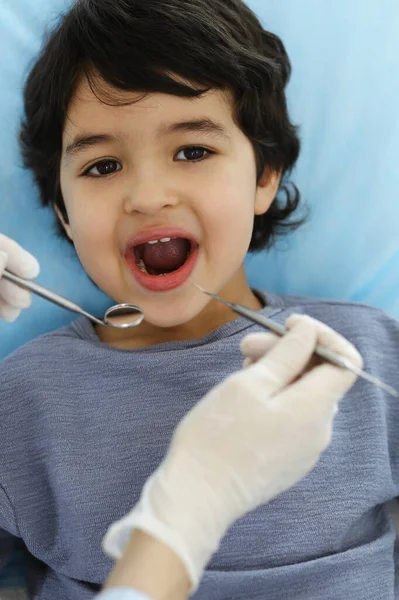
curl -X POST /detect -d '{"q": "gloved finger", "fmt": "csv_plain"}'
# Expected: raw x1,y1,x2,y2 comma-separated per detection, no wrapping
240,332,279,361
0,280,32,309
242,335,279,369
286,314,363,369
0,234,40,280
253,316,320,395
279,361,358,417
0,250,7,277
0,299,21,322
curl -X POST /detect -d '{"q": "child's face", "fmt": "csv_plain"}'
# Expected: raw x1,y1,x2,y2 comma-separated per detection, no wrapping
59,76,279,332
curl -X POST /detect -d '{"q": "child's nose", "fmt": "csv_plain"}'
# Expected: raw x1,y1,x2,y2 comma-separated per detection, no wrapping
123,176,180,216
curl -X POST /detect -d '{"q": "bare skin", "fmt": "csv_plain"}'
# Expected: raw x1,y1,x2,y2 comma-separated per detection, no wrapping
104,530,191,600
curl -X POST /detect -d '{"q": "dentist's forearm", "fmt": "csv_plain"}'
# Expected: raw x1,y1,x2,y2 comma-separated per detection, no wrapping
102,530,191,600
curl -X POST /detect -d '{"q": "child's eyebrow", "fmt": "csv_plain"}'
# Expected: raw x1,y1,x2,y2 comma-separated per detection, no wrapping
157,118,232,142
64,118,231,160
64,134,120,160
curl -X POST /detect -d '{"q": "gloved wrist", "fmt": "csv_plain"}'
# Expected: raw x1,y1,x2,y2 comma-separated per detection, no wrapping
103,455,230,592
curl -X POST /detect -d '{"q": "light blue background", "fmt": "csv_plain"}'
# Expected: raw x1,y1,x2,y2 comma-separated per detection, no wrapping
1,0,399,360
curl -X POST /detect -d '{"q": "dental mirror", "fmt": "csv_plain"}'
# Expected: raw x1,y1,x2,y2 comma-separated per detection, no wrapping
3,269,145,329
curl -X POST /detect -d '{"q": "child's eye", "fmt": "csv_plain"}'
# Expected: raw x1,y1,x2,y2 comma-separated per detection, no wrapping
174,147,214,162
83,160,122,178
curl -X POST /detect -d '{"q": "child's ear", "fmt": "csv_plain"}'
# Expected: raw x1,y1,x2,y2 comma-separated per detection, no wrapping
254,168,282,216
54,204,73,241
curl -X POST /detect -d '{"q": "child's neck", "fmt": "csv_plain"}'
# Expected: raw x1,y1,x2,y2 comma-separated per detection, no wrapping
96,274,263,350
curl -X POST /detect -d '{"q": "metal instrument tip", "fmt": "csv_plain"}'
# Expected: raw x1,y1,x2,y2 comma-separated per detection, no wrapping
193,282,206,293
192,282,233,307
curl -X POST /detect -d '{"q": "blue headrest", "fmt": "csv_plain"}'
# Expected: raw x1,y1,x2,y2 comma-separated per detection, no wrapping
1,0,398,360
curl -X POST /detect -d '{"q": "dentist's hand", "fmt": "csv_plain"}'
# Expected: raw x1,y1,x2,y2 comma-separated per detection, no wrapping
103,314,363,593
0,234,40,322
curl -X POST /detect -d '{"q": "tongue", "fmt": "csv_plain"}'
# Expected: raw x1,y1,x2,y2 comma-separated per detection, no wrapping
140,238,191,272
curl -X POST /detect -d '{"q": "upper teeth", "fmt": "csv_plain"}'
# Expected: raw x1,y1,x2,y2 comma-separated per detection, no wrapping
147,237,175,244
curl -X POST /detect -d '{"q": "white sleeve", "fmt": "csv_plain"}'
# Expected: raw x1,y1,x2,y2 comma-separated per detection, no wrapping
94,588,153,600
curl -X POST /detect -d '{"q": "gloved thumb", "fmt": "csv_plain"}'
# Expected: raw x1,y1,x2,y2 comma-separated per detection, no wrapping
0,234,40,280
0,251,7,278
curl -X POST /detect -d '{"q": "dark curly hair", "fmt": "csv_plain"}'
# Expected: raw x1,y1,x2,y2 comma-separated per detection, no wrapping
20,0,304,251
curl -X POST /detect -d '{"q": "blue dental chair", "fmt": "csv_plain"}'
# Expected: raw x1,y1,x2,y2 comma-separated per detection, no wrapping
1,0,399,594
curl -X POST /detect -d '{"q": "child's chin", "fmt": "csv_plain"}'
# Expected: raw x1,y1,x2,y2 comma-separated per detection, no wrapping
144,303,205,329
146,313,197,329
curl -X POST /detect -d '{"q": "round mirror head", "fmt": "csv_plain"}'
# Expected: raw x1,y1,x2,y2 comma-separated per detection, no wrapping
103,303,144,328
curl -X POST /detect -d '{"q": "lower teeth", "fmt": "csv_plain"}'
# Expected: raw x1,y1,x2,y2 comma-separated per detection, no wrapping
136,257,168,276
136,258,148,274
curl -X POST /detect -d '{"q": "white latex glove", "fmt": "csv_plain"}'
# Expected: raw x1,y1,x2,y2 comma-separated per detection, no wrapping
103,315,363,592
0,234,40,322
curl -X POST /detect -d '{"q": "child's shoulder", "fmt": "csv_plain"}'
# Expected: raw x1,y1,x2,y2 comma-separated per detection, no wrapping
0,318,89,374
266,291,399,358
271,291,397,327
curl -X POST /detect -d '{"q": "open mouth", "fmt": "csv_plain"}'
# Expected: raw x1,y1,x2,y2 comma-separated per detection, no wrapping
134,237,192,276
125,234,199,292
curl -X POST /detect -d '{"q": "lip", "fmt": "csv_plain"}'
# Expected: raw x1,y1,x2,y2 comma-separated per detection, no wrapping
124,227,200,293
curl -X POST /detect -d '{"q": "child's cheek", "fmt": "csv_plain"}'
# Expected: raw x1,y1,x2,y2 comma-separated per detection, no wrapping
67,206,117,277
202,181,255,258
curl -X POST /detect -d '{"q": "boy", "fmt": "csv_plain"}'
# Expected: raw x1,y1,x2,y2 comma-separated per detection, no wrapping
1,0,399,598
